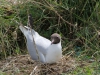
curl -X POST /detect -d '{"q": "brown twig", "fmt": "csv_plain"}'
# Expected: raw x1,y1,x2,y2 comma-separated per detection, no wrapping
27,14,40,63
32,0,74,26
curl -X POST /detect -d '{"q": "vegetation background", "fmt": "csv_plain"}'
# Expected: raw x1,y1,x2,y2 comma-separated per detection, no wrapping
0,0,100,75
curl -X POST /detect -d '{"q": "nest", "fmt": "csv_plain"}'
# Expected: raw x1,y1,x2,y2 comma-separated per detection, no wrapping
0,55,77,75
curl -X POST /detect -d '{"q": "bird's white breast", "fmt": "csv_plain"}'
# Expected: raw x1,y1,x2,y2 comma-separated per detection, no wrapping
45,42,62,63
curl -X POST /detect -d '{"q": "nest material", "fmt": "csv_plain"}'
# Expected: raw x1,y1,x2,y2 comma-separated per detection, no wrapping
0,55,77,75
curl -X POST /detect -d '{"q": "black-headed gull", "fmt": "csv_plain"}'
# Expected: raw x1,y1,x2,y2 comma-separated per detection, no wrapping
19,25,62,63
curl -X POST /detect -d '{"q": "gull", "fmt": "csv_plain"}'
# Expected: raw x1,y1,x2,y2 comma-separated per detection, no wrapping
19,25,62,63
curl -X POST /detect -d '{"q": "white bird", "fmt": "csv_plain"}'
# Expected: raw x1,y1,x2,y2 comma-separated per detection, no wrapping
19,25,62,63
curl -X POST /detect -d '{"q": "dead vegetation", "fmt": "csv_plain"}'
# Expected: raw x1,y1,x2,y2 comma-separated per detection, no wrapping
0,0,100,75
0,55,76,75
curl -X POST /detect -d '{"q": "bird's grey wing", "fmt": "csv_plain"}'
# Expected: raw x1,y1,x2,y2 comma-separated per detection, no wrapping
26,38,46,63
35,37,51,55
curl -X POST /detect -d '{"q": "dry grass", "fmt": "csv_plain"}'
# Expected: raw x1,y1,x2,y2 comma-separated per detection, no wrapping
0,0,100,75
0,55,76,75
